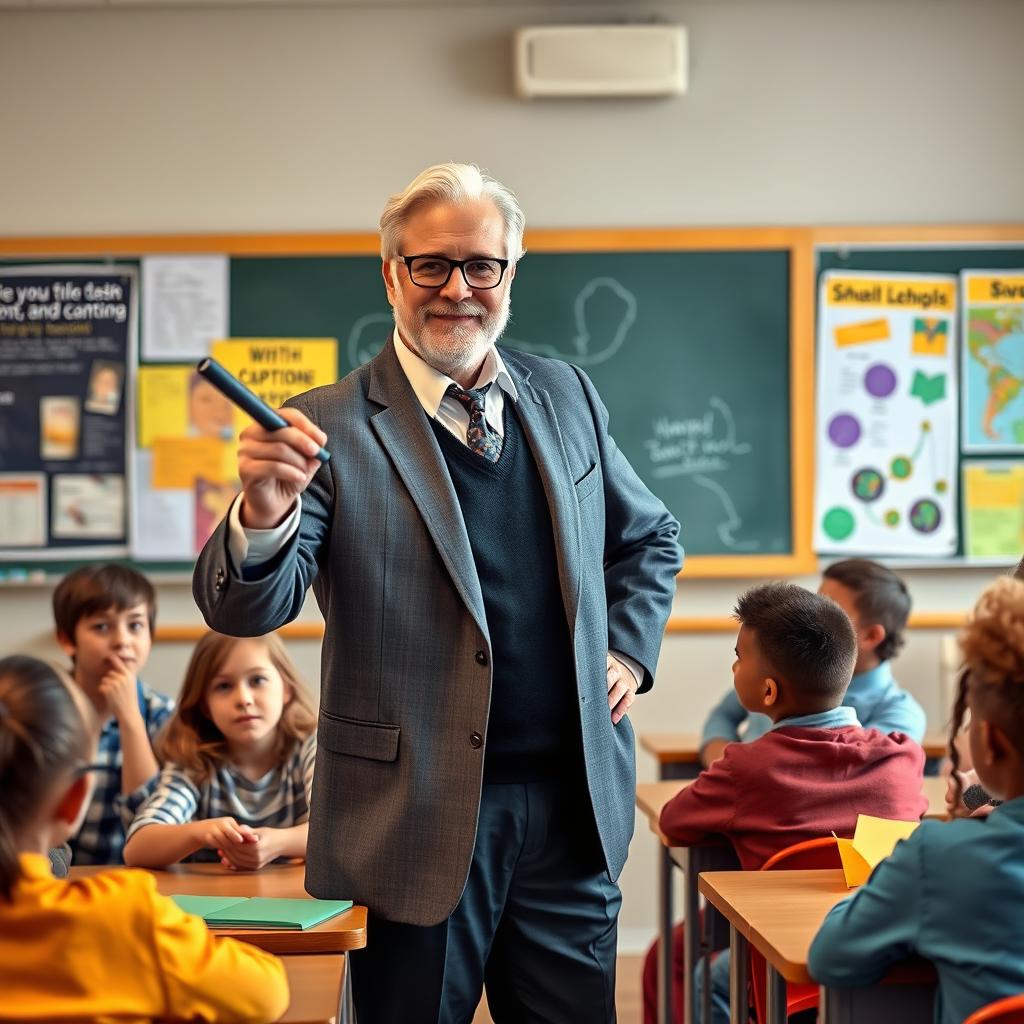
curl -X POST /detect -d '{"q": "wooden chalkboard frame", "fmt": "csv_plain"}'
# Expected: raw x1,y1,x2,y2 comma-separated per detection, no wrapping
0,227,816,578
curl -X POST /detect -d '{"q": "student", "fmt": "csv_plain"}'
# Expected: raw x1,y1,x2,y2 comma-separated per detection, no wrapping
645,582,927,1024
123,631,316,869
700,559,925,767
0,654,289,1021
810,577,1024,1024
52,563,173,865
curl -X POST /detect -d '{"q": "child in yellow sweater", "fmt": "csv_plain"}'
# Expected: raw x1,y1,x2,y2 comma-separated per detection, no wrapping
0,654,289,1023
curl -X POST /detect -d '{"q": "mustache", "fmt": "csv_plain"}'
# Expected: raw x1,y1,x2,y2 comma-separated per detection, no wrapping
423,302,487,317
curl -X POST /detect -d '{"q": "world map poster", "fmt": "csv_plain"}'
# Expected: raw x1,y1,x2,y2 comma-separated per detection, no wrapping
962,271,1024,453
814,271,958,557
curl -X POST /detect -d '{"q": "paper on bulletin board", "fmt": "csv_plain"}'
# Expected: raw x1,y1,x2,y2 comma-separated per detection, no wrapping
962,460,1024,561
210,338,338,436
814,271,959,556
151,436,232,489
131,452,193,560
835,815,919,888
961,271,1024,453
0,473,46,547
141,256,229,362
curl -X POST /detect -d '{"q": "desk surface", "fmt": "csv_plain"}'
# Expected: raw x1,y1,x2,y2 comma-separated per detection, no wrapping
69,863,367,955
698,869,934,988
640,732,949,763
280,955,343,1024
636,776,948,842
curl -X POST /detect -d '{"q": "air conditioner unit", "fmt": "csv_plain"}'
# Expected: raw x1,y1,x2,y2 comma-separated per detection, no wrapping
514,24,687,99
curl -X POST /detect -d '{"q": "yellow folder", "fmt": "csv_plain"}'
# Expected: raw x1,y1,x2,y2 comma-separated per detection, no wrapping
834,814,919,888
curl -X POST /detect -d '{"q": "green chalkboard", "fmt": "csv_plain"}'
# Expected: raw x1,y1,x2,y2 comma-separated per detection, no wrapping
816,243,1024,559
0,233,807,578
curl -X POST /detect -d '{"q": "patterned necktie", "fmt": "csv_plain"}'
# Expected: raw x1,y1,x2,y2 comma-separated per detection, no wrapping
447,383,503,463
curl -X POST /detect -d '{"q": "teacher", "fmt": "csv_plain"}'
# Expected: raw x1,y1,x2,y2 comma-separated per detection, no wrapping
194,162,682,1023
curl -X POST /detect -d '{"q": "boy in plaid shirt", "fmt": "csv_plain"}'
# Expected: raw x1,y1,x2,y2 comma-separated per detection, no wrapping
53,564,173,864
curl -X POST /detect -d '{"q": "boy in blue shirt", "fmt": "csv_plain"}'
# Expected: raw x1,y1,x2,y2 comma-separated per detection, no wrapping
810,576,1024,1024
701,558,925,766
53,564,173,864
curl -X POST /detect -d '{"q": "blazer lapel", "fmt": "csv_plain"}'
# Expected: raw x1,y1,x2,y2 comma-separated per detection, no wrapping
507,361,583,630
368,344,488,638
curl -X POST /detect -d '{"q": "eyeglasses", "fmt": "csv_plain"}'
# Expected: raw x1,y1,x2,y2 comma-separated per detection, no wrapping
73,762,106,779
400,254,509,290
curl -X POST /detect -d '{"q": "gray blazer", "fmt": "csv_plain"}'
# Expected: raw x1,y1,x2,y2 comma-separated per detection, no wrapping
193,342,682,926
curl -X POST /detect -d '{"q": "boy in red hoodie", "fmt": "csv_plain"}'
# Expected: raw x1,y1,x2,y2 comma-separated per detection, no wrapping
648,582,927,1024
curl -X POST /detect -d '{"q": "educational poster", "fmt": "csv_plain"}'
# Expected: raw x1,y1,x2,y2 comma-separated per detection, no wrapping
814,271,958,556
141,255,229,362
961,460,1024,562
961,271,1024,453
0,266,135,559
131,338,337,560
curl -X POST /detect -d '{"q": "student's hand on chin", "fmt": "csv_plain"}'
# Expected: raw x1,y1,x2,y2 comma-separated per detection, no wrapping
97,655,140,723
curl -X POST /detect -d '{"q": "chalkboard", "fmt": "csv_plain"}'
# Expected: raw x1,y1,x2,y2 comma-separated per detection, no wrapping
0,229,813,577
816,238,1024,560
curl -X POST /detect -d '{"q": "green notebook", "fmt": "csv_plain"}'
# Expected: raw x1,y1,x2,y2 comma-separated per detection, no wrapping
171,894,353,929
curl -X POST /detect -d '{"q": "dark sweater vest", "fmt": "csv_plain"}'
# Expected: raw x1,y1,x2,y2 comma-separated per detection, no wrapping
430,404,580,782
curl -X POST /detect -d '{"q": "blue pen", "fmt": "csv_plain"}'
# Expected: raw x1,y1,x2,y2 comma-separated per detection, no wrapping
195,357,330,463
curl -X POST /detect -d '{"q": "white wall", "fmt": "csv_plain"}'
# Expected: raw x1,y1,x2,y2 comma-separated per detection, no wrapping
2,0,1024,955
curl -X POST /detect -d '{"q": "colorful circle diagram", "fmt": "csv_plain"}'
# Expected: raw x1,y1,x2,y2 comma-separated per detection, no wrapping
851,468,885,502
827,413,861,449
909,499,941,534
865,363,897,399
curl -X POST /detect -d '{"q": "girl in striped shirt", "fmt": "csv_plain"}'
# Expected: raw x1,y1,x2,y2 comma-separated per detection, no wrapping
123,631,316,870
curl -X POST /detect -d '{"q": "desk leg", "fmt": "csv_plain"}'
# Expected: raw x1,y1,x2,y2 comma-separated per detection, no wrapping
659,844,675,1024
727,927,747,1024
340,952,354,1024
682,849,700,1024
765,967,787,1024
820,983,934,1024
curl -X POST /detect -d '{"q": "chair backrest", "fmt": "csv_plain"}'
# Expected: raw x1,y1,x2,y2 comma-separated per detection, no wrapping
760,836,843,872
748,837,843,1024
963,995,1024,1024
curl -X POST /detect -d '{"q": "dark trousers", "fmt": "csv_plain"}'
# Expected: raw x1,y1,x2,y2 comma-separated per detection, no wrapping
349,779,622,1024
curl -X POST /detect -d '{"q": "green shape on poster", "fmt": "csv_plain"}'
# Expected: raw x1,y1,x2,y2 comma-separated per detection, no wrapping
823,507,855,541
910,371,946,406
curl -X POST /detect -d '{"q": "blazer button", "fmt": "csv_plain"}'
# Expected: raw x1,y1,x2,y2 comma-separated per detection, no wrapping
470,732,483,748
475,650,488,666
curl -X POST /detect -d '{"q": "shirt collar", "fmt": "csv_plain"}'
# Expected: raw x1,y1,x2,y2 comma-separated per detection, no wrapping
391,329,518,419
18,853,56,881
771,705,860,731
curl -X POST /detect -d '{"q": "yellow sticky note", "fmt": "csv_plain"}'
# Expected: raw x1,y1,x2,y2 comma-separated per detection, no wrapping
835,815,920,888
151,436,231,489
138,366,190,448
912,317,948,356
834,318,891,348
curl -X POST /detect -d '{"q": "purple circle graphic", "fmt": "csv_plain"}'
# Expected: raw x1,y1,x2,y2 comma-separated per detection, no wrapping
828,413,862,449
865,363,897,399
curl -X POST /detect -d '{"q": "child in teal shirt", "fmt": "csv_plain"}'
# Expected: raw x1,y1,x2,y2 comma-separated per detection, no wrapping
810,576,1024,1024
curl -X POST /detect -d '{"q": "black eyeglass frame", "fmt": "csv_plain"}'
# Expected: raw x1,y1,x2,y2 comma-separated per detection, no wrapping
399,254,510,290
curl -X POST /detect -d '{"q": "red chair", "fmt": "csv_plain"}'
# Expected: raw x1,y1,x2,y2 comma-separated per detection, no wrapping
963,995,1024,1024
749,837,844,1024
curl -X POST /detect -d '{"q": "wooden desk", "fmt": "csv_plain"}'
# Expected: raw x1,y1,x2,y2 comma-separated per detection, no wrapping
698,869,934,1024
69,862,367,955
640,732,950,780
635,777,947,1024
280,955,345,1024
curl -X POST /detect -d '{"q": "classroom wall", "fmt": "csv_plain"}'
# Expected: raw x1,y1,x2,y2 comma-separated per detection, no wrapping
2,0,1024,954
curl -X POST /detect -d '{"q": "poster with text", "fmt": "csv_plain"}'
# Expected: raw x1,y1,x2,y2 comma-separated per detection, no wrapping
962,460,1024,562
961,271,1024,453
814,271,958,556
0,266,135,559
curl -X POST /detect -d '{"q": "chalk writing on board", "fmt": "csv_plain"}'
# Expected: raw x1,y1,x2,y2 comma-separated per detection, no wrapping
345,278,638,371
644,397,759,551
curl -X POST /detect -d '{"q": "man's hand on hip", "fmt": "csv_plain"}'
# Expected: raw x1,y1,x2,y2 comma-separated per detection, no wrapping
238,407,327,529
606,653,638,726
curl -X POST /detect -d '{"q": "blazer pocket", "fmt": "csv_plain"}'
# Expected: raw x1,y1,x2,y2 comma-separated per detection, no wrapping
318,710,401,763
574,462,602,502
